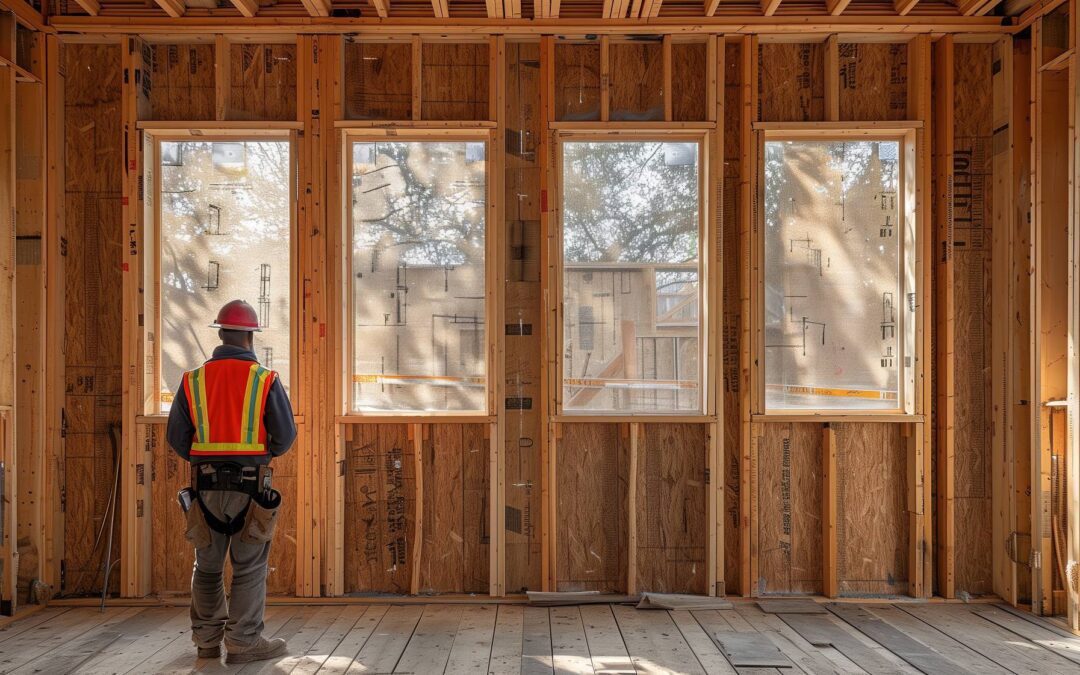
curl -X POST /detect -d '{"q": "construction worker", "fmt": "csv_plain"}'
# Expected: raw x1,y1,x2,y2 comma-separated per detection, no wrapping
166,299,297,664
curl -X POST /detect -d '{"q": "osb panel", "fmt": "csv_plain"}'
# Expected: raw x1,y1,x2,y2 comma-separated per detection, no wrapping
343,424,417,594
554,42,600,122
835,422,907,596
672,42,708,122
757,423,822,596
149,44,214,122
722,39,741,594
609,41,664,122
837,43,908,122
418,424,489,594
421,43,489,121
953,42,994,596
63,44,123,596
344,41,412,121
636,424,707,594
556,423,628,592
229,43,297,122
758,43,823,122
504,41,543,593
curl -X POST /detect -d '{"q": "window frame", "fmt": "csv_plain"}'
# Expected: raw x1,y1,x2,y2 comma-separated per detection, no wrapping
754,124,919,418
553,130,712,418
143,127,300,416
341,127,497,418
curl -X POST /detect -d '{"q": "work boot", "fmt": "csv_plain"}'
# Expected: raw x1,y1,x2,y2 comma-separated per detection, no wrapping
197,644,221,659
225,636,288,664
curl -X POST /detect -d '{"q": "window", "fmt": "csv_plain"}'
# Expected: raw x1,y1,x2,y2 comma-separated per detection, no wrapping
156,139,293,413
348,138,488,413
560,139,703,414
763,136,914,411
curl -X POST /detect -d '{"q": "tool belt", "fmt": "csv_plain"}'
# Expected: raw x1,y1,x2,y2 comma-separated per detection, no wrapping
178,462,281,546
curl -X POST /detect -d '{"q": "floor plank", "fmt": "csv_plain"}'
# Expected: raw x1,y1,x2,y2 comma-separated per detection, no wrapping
612,604,706,674
579,604,634,674
867,605,1009,675
394,605,463,673
77,608,191,675
488,605,524,675
348,605,423,674
290,605,369,675
521,606,554,675
315,604,388,675
668,610,737,674
973,605,1080,668
8,608,143,675
443,605,497,674
549,607,593,674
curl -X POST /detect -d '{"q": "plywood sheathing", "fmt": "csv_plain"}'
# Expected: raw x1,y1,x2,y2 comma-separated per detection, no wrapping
835,422,908,596
229,43,297,122
609,40,663,122
634,424,707,595
149,44,214,122
421,42,489,121
755,422,822,596
554,41,600,122
837,43,908,122
504,41,543,594
953,42,995,598
672,41,707,123
62,43,122,597
343,41,413,121
757,43,823,123
419,424,490,594
556,423,628,593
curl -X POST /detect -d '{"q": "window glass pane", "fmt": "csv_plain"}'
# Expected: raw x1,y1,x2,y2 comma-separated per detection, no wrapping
350,140,487,412
158,140,292,413
561,140,701,413
764,139,902,410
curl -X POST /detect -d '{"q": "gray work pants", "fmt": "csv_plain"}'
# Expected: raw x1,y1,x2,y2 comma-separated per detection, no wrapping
190,490,269,649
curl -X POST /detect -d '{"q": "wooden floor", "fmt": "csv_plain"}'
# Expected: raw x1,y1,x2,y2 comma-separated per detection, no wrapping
1,600,1079,674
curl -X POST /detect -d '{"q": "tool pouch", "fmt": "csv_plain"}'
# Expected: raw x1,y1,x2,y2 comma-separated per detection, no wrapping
238,488,282,545
179,488,213,550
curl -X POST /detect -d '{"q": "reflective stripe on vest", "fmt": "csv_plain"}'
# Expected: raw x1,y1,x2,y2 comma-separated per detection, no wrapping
183,359,276,457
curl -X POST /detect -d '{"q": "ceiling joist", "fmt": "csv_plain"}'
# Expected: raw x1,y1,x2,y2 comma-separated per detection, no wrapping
299,0,332,16
761,0,783,16
826,0,852,14
958,0,1004,14
73,0,101,16
368,0,389,16
154,0,186,18
229,0,259,17
893,0,920,13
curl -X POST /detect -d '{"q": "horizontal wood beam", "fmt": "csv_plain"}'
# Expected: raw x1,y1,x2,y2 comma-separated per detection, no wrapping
229,0,259,18
48,16,1011,36
154,0,186,18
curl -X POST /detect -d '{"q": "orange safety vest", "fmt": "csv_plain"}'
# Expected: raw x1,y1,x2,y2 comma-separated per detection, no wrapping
182,359,277,458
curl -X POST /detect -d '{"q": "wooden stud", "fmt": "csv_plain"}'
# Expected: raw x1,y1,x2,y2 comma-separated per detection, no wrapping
600,36,610,123
934,34,956,600
663,35,673,122
412,36,422,122
410,423,423,595
822,424,837,598
627,422,639,595
42,33,65,593
491,35,507,597
214,35,231,122
0,23,13,615
825,35,839,122
120,36,152,598
708,33,723,597
1068,0,1080,629
539,35,554,592
738,33,758,598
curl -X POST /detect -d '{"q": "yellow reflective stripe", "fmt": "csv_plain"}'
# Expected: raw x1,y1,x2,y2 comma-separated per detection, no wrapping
248,368,271,443
239,364,259,446
191,442,267,454
192,367,210,443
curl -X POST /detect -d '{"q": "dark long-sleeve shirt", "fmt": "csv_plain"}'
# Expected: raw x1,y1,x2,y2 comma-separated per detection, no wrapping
166,345,297,466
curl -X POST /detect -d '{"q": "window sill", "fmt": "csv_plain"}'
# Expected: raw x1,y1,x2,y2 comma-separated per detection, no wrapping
337,414,496,424
752,413,923,424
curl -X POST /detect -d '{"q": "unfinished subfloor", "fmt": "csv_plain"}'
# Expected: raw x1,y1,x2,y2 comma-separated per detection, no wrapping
0,600,1078,673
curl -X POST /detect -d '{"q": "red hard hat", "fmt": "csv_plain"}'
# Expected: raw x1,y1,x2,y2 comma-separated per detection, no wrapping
210,299,262,332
